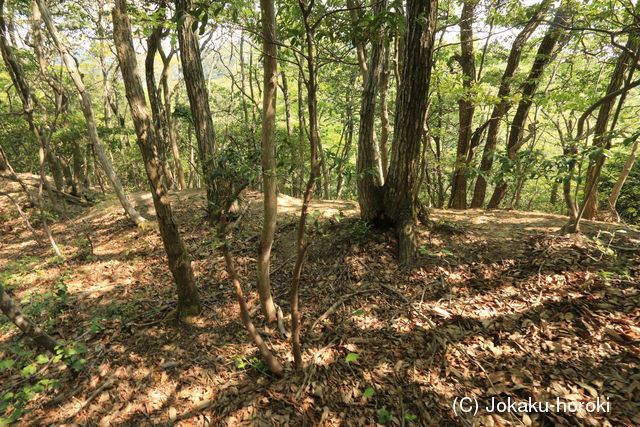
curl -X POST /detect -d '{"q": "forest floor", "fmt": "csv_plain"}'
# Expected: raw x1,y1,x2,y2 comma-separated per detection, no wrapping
1,174,639,426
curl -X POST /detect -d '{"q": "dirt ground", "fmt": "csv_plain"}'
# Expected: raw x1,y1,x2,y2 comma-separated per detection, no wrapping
1,175,639,425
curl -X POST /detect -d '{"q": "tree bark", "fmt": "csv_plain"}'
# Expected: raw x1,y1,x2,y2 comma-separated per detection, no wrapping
36,0,146,227
487,3,569,209
112,0,201,322
175,0,217,223
256,0,279,323
379,42,391,179
356,0,387,223
470,0,550,208
449,1,476,210
383,0,437,265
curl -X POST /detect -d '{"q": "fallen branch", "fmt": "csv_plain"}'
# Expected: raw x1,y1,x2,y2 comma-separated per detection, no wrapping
71,378,115,416
310,289,373,330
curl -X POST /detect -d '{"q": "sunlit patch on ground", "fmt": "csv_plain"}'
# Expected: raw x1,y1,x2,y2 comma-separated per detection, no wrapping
1,179,639,424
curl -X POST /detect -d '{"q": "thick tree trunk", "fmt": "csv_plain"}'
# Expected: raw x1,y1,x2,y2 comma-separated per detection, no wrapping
356,0,387,222
383,0,437,265
36,0,146,227
175,0,217,223
488,4,568,209
470,0,549,208
112,0,201,322
256,0,279,323
449,1,476,210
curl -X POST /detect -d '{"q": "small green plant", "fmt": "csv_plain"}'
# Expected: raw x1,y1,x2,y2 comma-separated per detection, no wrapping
377,407,393,424
233,355,267,373
345,353,359,363
0,341,86,425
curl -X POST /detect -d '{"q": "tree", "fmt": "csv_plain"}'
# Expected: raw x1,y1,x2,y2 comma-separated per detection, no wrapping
448,0,476,210
257,0,279,323
470,0,551,208
581,28,639,219
356,0,387,223
382,0,438,265
112,0,201,322
175,0,217,224
35,0,147,227
487,3,570,209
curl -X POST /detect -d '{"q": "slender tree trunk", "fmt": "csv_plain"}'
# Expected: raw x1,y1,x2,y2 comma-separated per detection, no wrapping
257,0,279,323
145,18,175,191
470,0,550,208
379,42,391,179
449,1,476,210
605,137,639,220
0,0,62,258
0,285,59,352
36,0,146,227
297,73,307,196
159,47,187,191
112,0,201,322
488,3,569,209
356,0,387,222
383,0,437,265
290,0,323,369
175,0,217,223
582,36,639,219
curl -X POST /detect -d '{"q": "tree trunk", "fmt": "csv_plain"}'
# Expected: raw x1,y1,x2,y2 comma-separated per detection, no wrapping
604,136,639,220
379,42,391,179
256,0,279,324
0,285,59,353
297,73,307,196
112,0,201,322
470,0,550,208
582,36,639,219
175,0,217,223
356,0,387,222
145,21,173,191
0,0,62,258
36,0,147,227
383,0,437,265
449,1,476,210
487,3,568,209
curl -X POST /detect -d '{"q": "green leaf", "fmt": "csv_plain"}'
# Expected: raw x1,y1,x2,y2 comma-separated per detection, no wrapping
0,360,14,371
352,309,365,316
344,353,359,363
36,354,49,364
404,414,417,421
363,387,375,397
21,364,37,376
